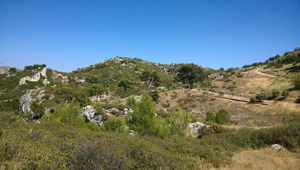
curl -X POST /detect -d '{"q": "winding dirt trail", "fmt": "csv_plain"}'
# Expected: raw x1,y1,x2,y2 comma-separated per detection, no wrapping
191,89,270,105
254,69,277,78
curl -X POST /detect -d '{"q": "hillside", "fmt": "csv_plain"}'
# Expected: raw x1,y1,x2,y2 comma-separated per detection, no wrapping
0,49,299,169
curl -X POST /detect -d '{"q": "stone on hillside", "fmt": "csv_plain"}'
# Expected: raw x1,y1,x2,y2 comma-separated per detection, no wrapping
208,73,223,80
105,108,120,115
19,67,48,85
36,90,45,101
0,66,10,74
123,108,133,116
188,122,210,134
271,144,282,151
129,130,137,136
19,91,33,114
82,105,105,126
42,79,50,85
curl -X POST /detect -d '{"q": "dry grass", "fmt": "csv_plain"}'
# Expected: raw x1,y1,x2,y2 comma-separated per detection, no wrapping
245,101,300,115
213,148,300,170
156,65,300,127
157,88,299,126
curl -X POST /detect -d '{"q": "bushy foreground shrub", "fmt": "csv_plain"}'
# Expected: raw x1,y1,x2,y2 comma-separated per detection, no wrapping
42,102,99,131
129,93,170,138
101,117,128,133
167,107,192,136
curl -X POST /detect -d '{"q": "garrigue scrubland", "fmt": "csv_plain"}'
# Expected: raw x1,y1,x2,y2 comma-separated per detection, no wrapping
0,49,300,169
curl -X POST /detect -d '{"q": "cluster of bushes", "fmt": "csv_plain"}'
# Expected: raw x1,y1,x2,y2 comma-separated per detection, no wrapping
140,71,161,87
250,89,290,103
42,101,99,131
24,64,46,71
205,108,231,125
54,86,90,106
8,67,17,74
265,52,300,68
1,110,299,169
243,51,300,69
177,63,209,88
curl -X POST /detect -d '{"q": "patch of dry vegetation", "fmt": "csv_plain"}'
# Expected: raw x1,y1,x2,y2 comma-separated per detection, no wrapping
216,148,300,170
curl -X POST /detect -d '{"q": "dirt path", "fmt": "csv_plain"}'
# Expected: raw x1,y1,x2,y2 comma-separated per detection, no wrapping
254,69,277,78
192,89,270,105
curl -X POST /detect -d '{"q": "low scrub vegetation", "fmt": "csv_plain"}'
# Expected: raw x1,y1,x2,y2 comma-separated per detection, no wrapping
0,111,299,169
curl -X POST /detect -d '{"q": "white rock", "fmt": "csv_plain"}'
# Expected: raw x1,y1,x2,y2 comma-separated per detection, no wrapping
19,91,33,114
123,108,133,116
188,122,210,134
271,144,282,150
36,90,45,101
82,105,105,126
19,68,47,85
43,79,50,85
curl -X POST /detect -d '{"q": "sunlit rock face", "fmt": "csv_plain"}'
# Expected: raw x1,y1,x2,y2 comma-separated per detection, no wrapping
19,68,48,85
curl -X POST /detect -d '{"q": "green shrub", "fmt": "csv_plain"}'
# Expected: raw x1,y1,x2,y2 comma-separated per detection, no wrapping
270,89,280,99
215,108,231,125
168,108,191,136
101,117,128,133
293,75,300,90
249,97,256,104
219,90,225,95
129,93,170,138
281,89,289,99
44,102,85,127
30,101,45,119
8,67,17,74
205,111,216,122
54,86,90,106
161,102,170,108
255,91,268,101
236,72,243,78
126,96,136,108
198,123,224,139
177,63,208,88
93,102,104,115
149,90,159,102
86,84,105,96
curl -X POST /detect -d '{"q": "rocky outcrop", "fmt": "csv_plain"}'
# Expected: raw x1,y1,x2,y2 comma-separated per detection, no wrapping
208,73,223,80
52,71,69,84
19,68,48,85
82,105,105,126
75,76,85,83
188,122,210,134
0,66,10,74
19,91,33,114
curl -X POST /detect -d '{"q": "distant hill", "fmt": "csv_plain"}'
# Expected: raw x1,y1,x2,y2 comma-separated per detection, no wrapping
0,49,299,119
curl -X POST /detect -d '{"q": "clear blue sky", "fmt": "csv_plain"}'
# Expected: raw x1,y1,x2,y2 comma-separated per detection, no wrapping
0,0,299,72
